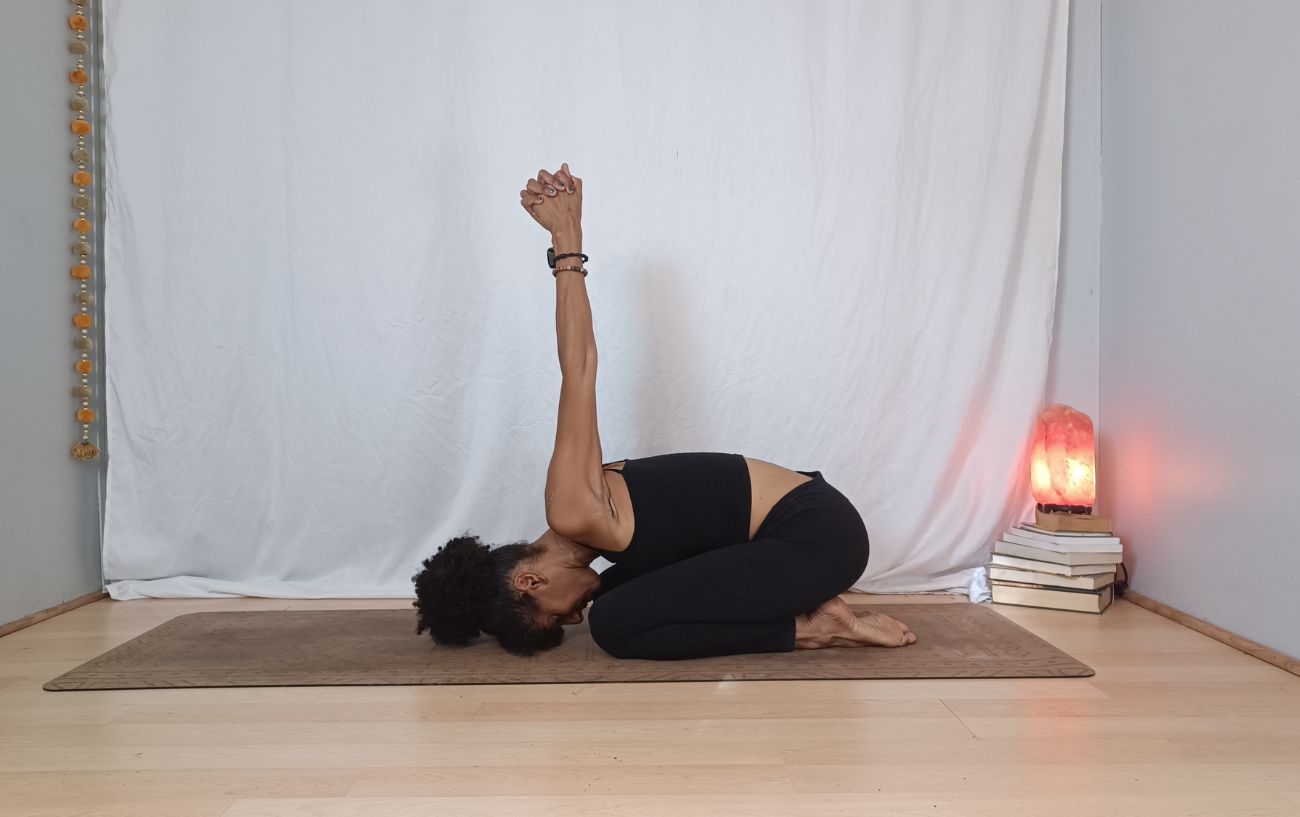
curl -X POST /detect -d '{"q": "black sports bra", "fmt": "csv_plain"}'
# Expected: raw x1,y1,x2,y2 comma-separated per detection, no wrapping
598,452,752,576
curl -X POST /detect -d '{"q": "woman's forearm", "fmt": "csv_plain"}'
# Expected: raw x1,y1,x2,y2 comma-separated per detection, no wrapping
553,229,596,374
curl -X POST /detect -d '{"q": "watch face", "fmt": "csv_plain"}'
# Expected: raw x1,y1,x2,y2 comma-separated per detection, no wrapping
547,247,556,268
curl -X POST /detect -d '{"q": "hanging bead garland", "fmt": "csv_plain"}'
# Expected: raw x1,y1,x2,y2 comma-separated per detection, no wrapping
68,1,100,461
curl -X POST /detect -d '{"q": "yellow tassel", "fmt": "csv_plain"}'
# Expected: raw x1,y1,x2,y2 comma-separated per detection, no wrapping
70,441,100,460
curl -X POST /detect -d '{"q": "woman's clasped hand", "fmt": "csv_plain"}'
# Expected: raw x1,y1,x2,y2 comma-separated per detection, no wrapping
520,162,582,237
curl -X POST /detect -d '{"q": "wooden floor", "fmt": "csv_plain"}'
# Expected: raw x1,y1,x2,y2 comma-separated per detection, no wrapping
2,593,1298,817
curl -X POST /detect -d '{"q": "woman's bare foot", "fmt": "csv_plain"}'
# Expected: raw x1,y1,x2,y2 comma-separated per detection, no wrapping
794,596,918,649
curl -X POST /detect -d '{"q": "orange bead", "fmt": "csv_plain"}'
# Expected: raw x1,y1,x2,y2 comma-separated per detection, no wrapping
69,14,89,32
72,120,91,135
69,69,88,85
73,313,93,329
76,359,94,374
76,407,96,423
73,170,92,187
72,265,92,280
73,218,92,234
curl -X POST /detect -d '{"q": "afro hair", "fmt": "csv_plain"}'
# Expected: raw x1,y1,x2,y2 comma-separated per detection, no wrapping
412,533,566,657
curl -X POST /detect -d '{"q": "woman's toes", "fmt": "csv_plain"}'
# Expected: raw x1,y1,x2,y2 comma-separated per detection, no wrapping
848,610,908,647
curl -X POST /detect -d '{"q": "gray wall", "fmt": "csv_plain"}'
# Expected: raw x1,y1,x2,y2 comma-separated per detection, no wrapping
1099,0,1300,658
0,0,104,624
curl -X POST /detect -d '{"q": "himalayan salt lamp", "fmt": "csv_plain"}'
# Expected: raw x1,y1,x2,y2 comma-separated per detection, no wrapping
1029,403,1109,532
1031,403,1096,510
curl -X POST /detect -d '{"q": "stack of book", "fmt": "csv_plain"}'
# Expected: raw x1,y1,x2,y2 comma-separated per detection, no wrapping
989,523,1122,614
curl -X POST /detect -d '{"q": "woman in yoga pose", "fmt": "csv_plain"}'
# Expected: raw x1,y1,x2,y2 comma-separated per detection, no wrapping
412,163,918,659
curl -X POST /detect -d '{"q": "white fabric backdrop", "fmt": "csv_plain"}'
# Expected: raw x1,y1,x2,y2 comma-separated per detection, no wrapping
101,0,1068,599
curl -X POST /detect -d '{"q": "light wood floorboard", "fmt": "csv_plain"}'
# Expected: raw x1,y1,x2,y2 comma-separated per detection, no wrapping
1,593,1297,816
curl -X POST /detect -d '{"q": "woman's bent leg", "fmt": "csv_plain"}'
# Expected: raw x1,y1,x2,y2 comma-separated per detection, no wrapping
587,534,865,660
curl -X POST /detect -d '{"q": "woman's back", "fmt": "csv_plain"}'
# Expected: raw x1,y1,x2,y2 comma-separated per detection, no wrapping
595,450,806,577
599,451,752,576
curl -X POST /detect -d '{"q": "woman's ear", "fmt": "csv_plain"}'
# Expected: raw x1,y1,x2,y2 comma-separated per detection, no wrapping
511,567,546,594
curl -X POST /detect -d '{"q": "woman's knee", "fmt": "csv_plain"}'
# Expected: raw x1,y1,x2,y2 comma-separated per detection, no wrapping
586,594,637,659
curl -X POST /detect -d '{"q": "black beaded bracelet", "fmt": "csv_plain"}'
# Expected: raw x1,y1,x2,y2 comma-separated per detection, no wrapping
548,247,589,268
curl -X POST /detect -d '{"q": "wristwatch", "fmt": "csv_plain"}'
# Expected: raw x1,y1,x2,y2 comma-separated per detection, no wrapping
547,247,589,269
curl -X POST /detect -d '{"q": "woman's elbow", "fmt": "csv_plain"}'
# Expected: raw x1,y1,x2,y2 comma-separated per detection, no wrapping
559,348,597,379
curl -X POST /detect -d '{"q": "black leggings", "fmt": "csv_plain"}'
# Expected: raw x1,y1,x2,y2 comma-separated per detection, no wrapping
587,470,869,660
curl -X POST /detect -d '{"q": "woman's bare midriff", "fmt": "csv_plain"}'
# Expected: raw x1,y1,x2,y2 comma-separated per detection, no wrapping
591,456,813,553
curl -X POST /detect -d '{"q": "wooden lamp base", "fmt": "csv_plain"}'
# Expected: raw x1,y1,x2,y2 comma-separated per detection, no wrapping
1035,507,1112,534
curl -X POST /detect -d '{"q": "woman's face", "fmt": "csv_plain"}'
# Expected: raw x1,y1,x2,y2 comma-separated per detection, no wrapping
533,572,599,626
513,535,602,627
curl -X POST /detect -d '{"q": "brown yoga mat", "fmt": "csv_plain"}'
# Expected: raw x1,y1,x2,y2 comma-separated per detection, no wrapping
43,602,1092,690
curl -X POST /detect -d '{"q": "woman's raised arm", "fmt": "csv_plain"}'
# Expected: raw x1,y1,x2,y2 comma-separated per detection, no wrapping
521,166,609,539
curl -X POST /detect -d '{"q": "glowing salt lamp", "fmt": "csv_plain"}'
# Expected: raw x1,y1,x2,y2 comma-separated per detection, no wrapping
1029,403,1110,533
